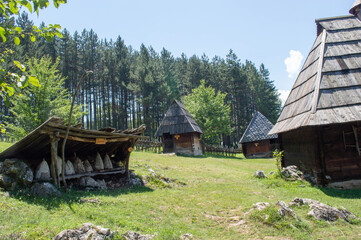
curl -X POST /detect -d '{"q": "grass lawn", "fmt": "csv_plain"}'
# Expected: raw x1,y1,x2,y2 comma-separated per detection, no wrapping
1,148,361,239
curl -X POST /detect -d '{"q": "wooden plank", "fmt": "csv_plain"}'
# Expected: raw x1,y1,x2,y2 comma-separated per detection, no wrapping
96,138,107,145
312,29,327,114
65,168,126,180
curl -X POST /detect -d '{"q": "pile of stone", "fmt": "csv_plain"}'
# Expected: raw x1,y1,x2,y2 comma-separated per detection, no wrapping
53,223,115,240
142,164,186,188
253,170,267,179
281,165,304,180
0,158,34,191
53,224,158,240
122,231,155,240
248,197,357,223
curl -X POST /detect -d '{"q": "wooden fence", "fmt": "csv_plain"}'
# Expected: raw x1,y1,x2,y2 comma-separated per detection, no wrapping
0,135,16,143
203,145,242,157
135,139,162,153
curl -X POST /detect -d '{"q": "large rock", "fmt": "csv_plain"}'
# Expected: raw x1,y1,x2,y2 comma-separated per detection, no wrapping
30,182,61,197
0,174,13,189
35,159,51,180
94,153,104,170
245,202,270,215
308,202,356,222
83,160,93,173
72,157,85,174
53,223,115,240
79,177,106,190
0,158,33,189
289,197,320,207
276,200,299,220
65,160,75,175
122,231,155,240
103,154,113,169
282,165,304,180
253,170,267,178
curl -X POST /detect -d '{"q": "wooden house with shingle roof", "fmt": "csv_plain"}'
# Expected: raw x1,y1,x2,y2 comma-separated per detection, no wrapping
155,100,203,155
269,1,361,185
239,111,278,158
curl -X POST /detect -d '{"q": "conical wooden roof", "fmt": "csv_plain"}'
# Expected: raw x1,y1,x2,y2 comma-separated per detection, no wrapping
155,100,203,137
270,13,361,134
239,111,277,144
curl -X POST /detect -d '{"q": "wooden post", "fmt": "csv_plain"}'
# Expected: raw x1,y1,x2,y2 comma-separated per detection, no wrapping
50,134,60,187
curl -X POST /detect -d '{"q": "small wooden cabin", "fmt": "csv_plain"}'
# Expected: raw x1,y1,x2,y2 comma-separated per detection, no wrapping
0,116,146,185
155,100,203,155
269,1,361,185
239,111,278,158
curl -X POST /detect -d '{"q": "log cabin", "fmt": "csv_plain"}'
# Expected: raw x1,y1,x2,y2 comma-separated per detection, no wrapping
239,111,278,158
155,100,203,155
269,1,361,186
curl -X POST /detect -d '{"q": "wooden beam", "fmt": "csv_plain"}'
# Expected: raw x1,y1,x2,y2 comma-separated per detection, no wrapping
311,29,327,114
352,125,361,156
50,134,60,187
52,133,129,144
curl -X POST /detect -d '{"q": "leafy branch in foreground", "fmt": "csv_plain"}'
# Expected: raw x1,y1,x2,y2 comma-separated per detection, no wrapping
0,0,66,114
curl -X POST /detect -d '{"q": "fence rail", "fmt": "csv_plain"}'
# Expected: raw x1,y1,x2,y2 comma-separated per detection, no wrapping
204,145,242,157
0,136,16,143
135,139,162,153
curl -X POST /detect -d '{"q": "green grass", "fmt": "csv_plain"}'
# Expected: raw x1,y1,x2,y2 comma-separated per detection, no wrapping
0,141,13,152
1,150,361,239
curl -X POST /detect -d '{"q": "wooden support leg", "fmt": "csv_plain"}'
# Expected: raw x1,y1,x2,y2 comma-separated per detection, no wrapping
50,134,60,187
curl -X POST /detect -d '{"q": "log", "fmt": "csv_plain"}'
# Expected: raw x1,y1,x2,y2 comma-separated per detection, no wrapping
50,135,60,187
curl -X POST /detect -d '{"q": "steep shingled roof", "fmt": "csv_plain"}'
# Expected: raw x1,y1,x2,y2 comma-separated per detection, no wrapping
155,100,203,137
270,14,361,134
239,111,277,144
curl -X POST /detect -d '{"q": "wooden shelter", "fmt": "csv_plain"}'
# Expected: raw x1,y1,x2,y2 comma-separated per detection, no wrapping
239,111,278,158
155,100,203,155
269,1,361,185
0,116,147,185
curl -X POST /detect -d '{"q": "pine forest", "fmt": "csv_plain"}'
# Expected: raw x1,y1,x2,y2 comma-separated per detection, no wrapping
1,13,282,146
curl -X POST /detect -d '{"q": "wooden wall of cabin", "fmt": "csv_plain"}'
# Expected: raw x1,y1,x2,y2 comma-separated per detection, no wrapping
280,128,319,174
162,132,202,155
321,122,361,181
242,140,272,158
191,133,202,156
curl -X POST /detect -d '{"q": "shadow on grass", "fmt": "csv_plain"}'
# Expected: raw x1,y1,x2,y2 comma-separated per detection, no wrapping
176,152,245,160
9,185,153,210
318,187,361,199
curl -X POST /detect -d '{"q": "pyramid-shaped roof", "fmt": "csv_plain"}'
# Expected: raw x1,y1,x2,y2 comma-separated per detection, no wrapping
270,13,361,134
155,100,203,137
239,111,277,144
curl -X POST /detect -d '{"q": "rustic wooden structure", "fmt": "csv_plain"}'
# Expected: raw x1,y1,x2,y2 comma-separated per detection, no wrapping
155,100,203,155
269,2,361,185
239,111,278,158
0,116,147,185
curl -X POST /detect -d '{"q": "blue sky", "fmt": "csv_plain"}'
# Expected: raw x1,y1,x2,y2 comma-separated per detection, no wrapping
28,0,355,102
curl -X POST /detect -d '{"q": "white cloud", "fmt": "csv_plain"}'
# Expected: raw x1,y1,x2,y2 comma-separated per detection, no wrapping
278,89,290,105
284,50,303,78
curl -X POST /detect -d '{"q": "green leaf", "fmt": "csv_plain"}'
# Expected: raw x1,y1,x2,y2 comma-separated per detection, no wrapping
20,1,33,13
14,37,20,45
6,86,14,97
28,76,40,87
8,1,19,14
0,26,6,42
15,26,22,33
13,61,26,72
4,96,10,108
